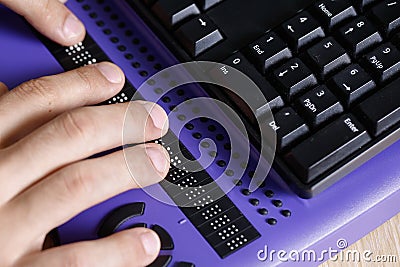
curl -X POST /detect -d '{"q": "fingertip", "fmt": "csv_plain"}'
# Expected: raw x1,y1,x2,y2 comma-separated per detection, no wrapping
139,101,170,135
145,144,170,176
95,62,125,85
139,229,161,258
62,12,86,45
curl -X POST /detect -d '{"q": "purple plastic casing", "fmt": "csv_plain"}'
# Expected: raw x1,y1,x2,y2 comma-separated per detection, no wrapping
1,1,399,266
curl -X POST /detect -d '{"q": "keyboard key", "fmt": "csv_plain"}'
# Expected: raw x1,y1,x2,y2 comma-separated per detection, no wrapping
306,37,351,79
362,43,400,83
311,0,357,30
195,0,223,10
328,64,376,108
148,255,172,267
370,0,400,37
337,16,383,57
263,107,309,151
175,15,224,57
151,225,174,250
210,52,284,117
355,78,400,136
295,85,344,127
279,11,325,52
246,32,292,74
285,114,371,183
152,0,200,29
351,0,380,12
272,58,318,101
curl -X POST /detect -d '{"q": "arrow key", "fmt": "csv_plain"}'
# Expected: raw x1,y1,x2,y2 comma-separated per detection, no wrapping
328,64,376,108
175,15,224,57
272,58,318,101
279,11,325,53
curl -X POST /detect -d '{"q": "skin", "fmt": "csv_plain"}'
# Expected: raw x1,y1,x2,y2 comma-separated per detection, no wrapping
0,0,170,266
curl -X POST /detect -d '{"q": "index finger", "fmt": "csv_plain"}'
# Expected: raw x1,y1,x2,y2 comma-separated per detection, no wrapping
1,0,85,46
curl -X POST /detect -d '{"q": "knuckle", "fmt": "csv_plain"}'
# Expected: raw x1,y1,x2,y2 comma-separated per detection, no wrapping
60,164,94,201
58,109,95,143
74,67,97,94
16,77,58,108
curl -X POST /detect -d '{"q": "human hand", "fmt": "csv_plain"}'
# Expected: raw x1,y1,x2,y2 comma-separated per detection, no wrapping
1,0,85,46
0,62,170,266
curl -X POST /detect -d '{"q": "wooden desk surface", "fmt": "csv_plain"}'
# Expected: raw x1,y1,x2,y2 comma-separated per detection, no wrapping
321,213,400,266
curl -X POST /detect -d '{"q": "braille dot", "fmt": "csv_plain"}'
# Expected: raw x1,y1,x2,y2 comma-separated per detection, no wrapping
124,53,134,60
89,12,97,18
103,29,112,35
209,151,217,158
104,6,111,12
248,170,255,178
258,208,268,215
177,89,185,96
216,134,224,141
233,179,242,186
217,160,226,167
225,169,234,176
162,96,171,103
200,117,209,123
281,210,292,217
147,55,155,62
132,38,140,44
193,132,202,139
178,114,186,121
169,105,177,111
139,46,148,53
267,218,277,225
154,63,162,70
83,4,91,10
96,0,104,3
201,141,210,148
264,190,274,198
224,143,231,150
192,107,200,114
77,0,84,2
132,62,141,68
139,71,148,77
96,20,105,27
117,45,126,51
272,200,283,208
185,123,194,130
125,30,133,36
146,79,156,86
118,22,126,28
250,198,259,206
208,125,216,132
110,37,119,43
154,88,163,94
241,189,251,196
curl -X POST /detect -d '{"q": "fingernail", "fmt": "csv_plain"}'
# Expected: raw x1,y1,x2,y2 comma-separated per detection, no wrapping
146,146,169,174
96,63,124,84
63,13,85,40
142,102,168,130
140,231,160,256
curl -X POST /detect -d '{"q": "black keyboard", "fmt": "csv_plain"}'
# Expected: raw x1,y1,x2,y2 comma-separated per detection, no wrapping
128,0,400,198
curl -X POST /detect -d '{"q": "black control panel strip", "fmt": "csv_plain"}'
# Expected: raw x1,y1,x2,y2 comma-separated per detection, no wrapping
38,34,260,258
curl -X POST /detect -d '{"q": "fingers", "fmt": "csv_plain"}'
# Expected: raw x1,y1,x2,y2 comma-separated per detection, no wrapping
0,62,125,148
16,228,160,267
8,144,169,236
1,0,85,46
0,82,8,97
0,101,168,202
